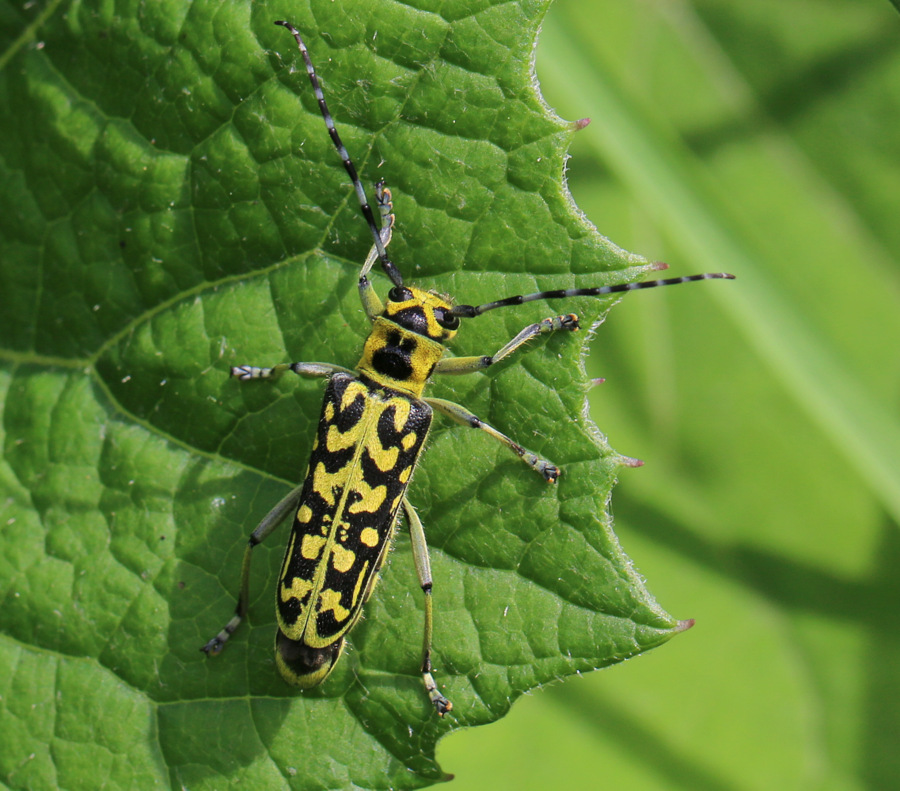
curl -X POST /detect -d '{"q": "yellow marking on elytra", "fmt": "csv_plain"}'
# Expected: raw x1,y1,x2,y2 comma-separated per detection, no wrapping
278,393,399,636
340,380,367,412
301,533,327,560
326,423,359,452
350,560,370,607
297,504,313,523
348,477,387,514
401,432,417,451
278,531,299,587
368,441,399,472
389,398,412,433
399,466,412,484
360,527,379,547
324,401,335,421
319,588,350,623
281,575,313,604
331,544,356,573
312,461,348,506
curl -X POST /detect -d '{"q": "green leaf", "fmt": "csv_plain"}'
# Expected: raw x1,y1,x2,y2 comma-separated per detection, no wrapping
0,1,695,788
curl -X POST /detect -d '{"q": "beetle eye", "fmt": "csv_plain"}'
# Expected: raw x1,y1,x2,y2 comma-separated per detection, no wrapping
388,286,413,302
434,308,460,331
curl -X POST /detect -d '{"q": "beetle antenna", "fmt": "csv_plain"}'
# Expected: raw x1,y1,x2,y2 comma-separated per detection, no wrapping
275,20,403,286
450,272,735,318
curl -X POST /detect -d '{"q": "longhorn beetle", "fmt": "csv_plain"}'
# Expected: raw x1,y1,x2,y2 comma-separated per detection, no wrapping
201,20,734,716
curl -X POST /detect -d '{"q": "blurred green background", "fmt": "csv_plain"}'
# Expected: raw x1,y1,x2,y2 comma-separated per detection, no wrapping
439,0,900,789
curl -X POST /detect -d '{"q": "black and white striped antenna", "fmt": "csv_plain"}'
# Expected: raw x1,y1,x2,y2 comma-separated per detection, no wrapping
275,20,404,287
275,20,734,303
450,271,735,318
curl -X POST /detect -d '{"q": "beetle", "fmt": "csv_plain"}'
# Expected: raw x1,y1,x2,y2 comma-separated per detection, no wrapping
201,20,733,715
